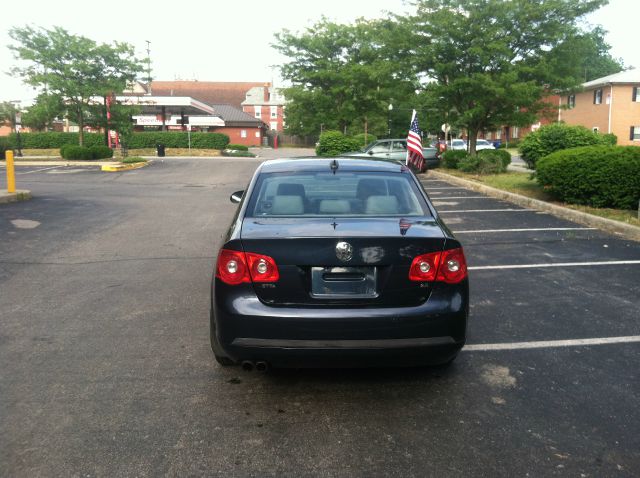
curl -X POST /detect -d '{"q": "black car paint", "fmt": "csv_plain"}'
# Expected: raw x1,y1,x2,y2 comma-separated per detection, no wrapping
211,158,468,368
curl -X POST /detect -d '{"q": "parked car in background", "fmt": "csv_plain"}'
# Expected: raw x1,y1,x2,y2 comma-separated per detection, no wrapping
450,139,467,150
343,139,440,171
475,139,496,150
211,157,469,370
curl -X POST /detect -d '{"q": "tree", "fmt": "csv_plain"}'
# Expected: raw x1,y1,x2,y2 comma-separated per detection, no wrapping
399,0,608,154
8,26,144,145
273,18,418,137
0,101,19,129
21,93,65,131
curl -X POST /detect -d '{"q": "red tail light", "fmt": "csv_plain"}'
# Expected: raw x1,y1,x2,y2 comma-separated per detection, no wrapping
409,251,441,282
216,249,280,285
246,252,280,282
436,248,467,284
409,247,467,284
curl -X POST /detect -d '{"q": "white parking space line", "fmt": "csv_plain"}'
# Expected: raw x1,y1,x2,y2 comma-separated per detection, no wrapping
435,196,491,199
464,336,640,351
16,166,61,175
469,260,640,271
454,227,597,234
439,208,534,213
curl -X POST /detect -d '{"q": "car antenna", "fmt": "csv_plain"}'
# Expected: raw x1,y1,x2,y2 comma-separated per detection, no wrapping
330,159,339,175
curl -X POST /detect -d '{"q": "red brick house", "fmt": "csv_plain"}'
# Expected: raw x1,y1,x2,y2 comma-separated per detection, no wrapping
241,85,286,132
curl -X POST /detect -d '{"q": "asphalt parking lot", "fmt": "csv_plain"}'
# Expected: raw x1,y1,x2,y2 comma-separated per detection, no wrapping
1,158,639,476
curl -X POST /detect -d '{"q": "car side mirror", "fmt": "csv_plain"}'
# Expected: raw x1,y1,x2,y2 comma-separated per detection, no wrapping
230,190,244,203
367,150,374,155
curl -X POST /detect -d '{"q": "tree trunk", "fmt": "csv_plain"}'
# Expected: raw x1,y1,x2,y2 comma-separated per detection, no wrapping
77,105,84,147
468,129,478,156
103,96,109,146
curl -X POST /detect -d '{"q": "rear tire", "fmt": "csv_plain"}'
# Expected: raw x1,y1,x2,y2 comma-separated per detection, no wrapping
210,303,235,366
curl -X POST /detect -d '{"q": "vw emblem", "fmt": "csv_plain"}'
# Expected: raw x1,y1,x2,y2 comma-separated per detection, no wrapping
335,241,353,262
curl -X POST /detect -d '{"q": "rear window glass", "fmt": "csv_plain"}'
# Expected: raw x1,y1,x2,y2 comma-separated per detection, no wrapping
246,171,430,217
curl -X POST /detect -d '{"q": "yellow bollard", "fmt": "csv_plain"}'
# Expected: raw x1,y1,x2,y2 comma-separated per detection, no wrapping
6,150,16,193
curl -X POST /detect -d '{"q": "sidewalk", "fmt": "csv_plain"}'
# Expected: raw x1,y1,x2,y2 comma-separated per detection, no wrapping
0,189,31,204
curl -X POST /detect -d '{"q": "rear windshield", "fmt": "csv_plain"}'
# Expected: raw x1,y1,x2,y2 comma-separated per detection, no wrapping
246,171,430,217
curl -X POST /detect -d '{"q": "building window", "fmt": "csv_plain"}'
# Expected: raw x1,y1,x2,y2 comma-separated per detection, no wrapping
592,127,599,133
631,126,640,141
594,89,603,104
495,130,501,139
512,127,519,139
254,106,261,119
270,106,278,118
270,121,278,131
241,130,247,138
633,87,640,102
567,94,576,109
255,131,260,138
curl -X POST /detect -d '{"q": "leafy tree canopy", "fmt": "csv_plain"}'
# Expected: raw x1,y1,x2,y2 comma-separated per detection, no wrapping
273,18,419,137
8,26,144,145
407,0,608,153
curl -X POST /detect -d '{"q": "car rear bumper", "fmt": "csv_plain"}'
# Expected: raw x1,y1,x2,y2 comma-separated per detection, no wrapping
212,282,468,367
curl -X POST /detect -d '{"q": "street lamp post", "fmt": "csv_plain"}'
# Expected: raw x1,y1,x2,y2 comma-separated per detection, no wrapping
387,103,393,137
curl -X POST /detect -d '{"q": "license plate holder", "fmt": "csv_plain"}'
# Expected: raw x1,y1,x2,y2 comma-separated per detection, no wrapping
310,266,378,299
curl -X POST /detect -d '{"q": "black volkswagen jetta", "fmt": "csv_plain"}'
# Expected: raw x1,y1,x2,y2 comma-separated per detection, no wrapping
211,157,468,370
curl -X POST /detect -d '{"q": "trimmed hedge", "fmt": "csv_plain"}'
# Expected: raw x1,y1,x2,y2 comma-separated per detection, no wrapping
441,150,468,169
61,145,93,160
458,150,510,174
226,144,249,151
129,131,229,149
353,133,377,147
316,131,361,157
536,145,640,209
3,131,230,150
519,124,617,169
222,150,256,157
60,144,114,160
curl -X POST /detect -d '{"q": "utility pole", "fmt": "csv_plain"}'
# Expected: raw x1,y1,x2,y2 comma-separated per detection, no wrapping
145,40,152,95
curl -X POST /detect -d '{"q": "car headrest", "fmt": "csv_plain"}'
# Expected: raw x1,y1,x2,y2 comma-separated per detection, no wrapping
365,195,399,215
270,195,304,215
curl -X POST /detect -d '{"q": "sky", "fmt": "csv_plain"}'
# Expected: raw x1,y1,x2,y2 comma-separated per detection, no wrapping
1,0,637,105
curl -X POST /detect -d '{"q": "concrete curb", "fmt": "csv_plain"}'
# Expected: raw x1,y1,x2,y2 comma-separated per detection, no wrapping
0,189,32,204
424,170,640,242
1,160,117,167
101,161,149,172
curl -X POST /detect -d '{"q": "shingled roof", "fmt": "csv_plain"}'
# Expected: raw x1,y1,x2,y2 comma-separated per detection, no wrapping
210,104,264,128
150,81,270,109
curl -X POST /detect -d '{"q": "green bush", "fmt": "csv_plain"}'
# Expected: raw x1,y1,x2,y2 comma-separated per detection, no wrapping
519,124,617,169
128,132,229,149
480,149,511,169
61,145,93,160
4,131,230,150
221,150,256,158
226,144,249,151
6,132,103,149
353,133,377,147
458,151,509,174
316,131,361,157
441,150,468,169
536,145,640,209
0,137,8,159
89,145,113,159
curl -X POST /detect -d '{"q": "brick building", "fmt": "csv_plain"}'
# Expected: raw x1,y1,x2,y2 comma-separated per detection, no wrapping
559,69,640,146
241,85,286,132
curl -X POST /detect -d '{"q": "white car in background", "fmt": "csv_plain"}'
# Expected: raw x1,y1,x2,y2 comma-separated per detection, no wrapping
450,139,467,150
475,139,496,150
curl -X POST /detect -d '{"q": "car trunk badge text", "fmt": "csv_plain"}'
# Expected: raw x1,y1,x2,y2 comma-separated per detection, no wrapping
335,241,353,262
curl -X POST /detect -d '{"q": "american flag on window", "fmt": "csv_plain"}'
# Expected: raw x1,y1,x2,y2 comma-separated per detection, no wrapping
406,110,424,171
